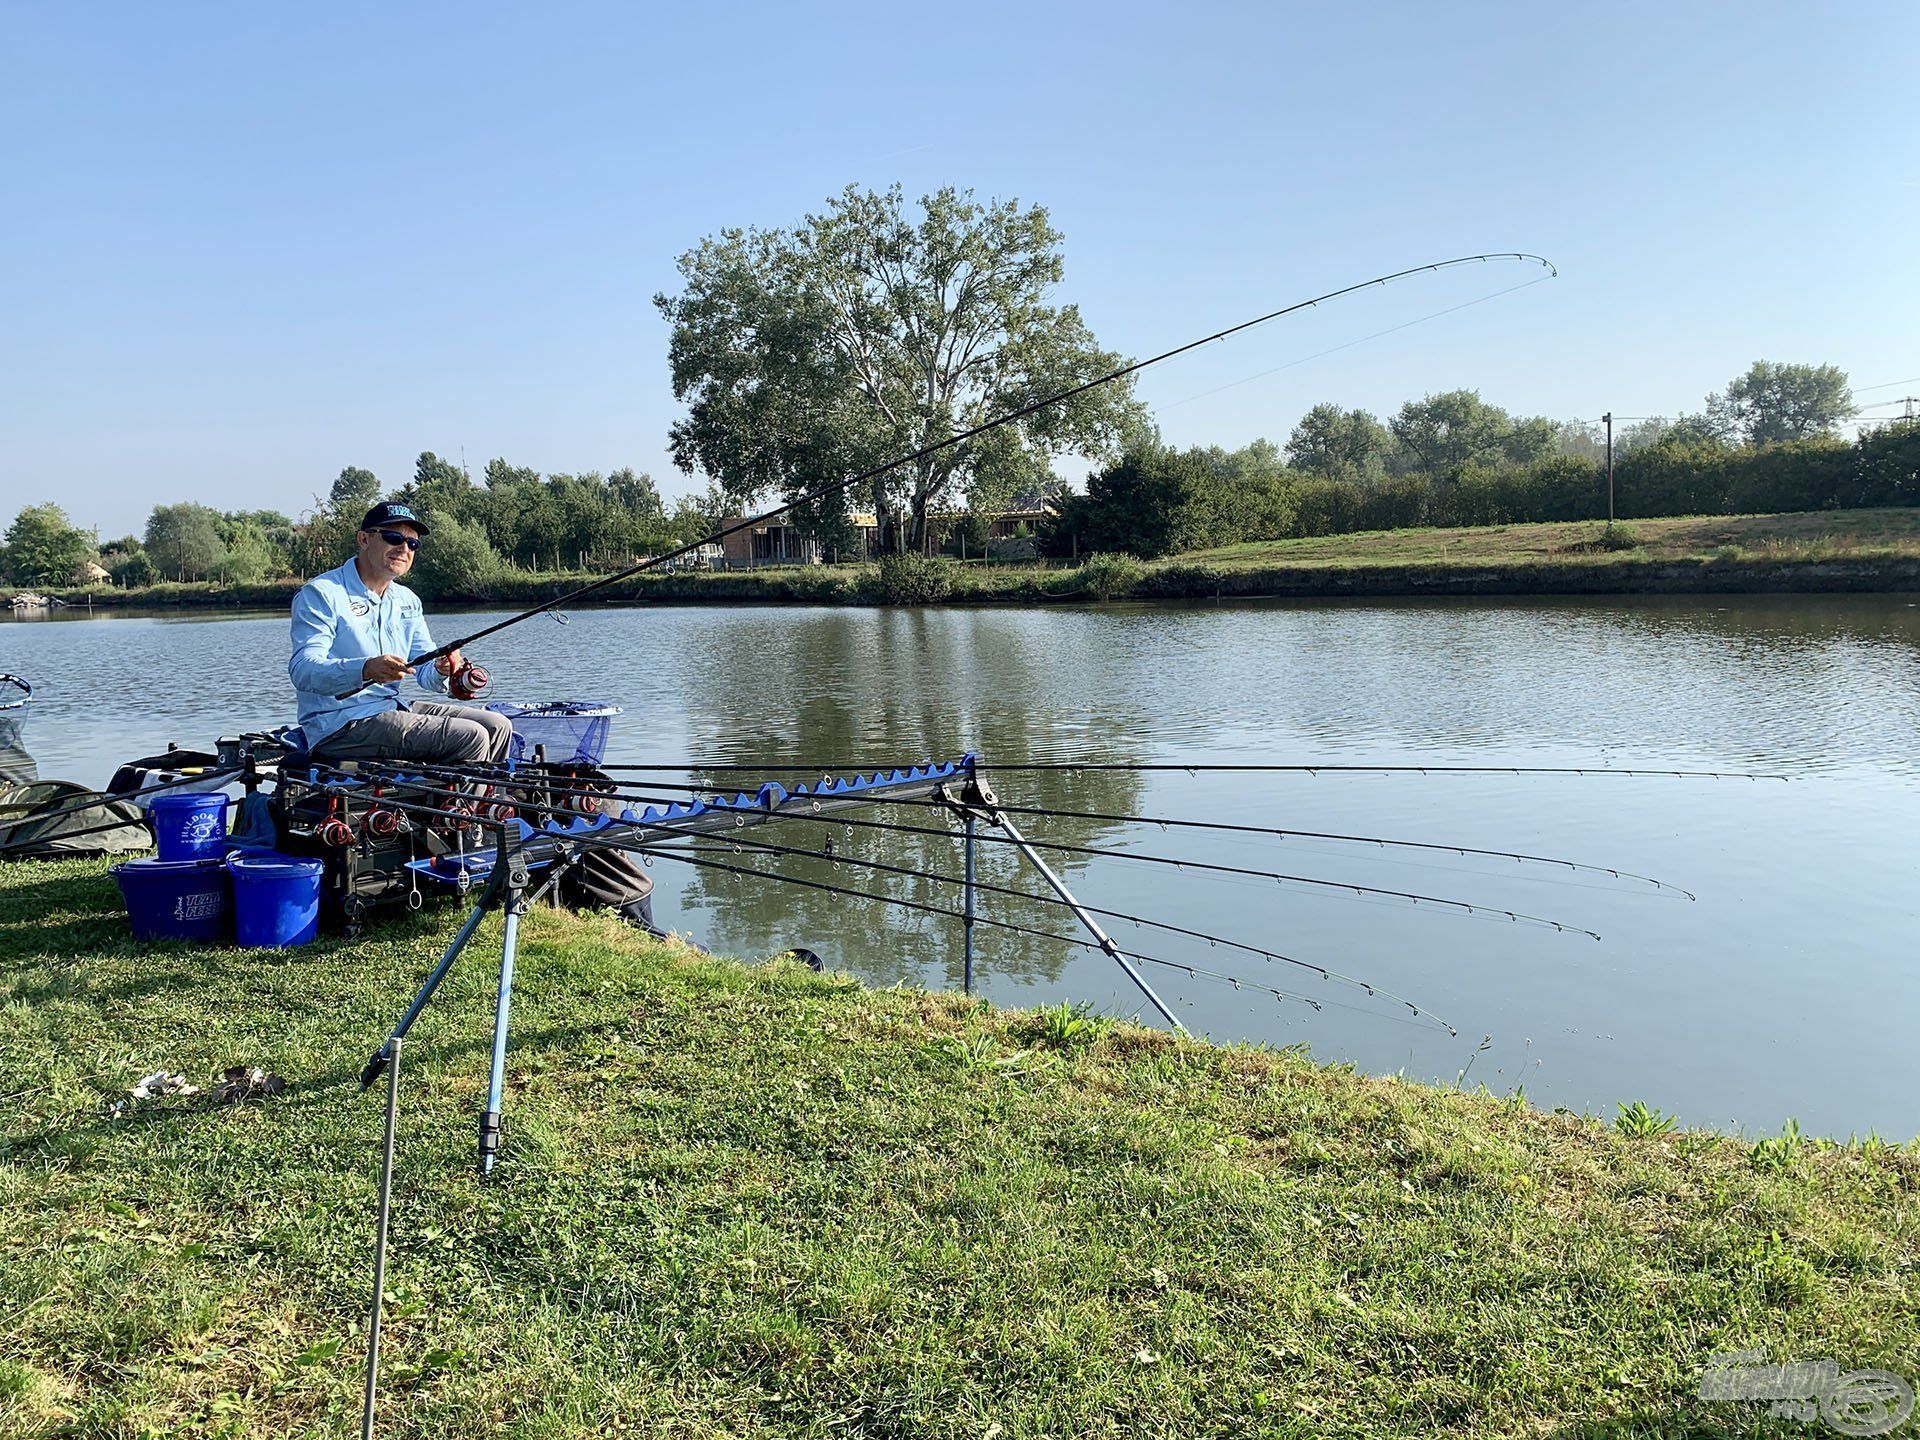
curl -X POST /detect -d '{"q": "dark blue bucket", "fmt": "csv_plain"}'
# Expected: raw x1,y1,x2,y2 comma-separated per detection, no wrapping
229,853,324,948
111,858,233,942
149,791,229,861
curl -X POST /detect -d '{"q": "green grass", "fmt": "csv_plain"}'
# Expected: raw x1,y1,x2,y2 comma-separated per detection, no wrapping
1181,508,1920,571
3,858,1917,1436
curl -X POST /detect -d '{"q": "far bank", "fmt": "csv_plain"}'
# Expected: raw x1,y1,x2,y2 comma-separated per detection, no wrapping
23,510,1920,613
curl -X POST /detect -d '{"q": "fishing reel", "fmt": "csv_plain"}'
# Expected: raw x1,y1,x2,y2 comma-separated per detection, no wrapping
448,660,492,702
472,783,518,826
316,797,356,849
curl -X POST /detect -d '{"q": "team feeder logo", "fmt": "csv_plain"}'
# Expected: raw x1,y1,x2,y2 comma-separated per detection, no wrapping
1699,1350,1915,1435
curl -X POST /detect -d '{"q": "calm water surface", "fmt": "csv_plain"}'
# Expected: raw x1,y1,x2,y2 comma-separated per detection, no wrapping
6,596,1918,1138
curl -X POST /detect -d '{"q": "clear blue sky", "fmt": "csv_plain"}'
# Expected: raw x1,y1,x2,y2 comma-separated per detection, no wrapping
3,1,1916,538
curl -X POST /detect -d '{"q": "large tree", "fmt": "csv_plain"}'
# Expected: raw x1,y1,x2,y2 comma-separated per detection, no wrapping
1388,390,1555,476
329,466,380,517
144,503,225,581
1286,403,1394,482
657,185,1142,553
2,504,91,586
1704,361,1855,446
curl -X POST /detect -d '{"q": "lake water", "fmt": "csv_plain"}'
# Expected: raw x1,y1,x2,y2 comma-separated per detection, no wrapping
6,596,1918,1139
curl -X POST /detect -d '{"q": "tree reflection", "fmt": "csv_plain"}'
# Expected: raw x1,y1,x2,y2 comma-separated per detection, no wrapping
662,617,1154,989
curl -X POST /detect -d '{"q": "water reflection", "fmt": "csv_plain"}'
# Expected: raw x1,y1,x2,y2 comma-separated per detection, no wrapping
655,639,1154,987
6,596,1918,1135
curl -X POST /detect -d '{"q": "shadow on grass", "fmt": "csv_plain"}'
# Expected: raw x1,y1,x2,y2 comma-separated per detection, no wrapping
1544,1405,1830,1437
0,1017,619,1166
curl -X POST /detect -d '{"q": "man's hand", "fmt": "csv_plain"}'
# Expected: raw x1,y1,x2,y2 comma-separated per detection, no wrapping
360,654,414,683
435,649,464,678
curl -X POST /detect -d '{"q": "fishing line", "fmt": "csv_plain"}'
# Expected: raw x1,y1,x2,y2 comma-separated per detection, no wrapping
333,252,1556,698
1159,273,1555,411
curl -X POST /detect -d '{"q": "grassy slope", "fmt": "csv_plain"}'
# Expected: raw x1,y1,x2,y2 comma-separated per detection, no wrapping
2,859,1916,1438
1181,509,1920,571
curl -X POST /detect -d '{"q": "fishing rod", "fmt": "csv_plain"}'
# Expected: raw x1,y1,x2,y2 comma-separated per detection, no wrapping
356,760,1613,930
617,761,1789,781
333,252,1556,699
683,832,1444,1022
598,829,1458,1033
705,781,1606,937
431,777,1449,1025
588,770,1691,896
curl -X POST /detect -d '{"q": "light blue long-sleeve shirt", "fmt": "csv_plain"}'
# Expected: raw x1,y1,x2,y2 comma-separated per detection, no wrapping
288,558,450,750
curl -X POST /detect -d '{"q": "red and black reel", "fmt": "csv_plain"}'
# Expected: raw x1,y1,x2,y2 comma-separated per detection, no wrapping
316,797,355,849
448,660,492,701
361,785,401,839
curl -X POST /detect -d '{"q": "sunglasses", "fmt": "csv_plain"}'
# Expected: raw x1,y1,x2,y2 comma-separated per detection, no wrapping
374,529,421,551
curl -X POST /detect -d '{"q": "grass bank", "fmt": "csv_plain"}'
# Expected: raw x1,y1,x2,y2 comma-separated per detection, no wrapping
35,509,1920,615
3,858,1916,1437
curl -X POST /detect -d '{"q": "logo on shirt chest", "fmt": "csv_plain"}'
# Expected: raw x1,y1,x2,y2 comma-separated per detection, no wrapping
348,598,371,618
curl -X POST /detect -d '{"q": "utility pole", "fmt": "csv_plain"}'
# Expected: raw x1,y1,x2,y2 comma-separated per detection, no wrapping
1603,412,1615,525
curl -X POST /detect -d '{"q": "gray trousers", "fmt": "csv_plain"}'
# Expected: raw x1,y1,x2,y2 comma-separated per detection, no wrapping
312,701,513,768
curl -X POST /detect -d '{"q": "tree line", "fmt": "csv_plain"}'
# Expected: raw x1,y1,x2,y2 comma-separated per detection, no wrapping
0,457,725,595
1045,365,1911,559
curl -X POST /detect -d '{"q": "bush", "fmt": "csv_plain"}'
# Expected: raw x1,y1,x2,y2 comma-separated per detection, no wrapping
872,552,953,605
409,514,504,599
1288,477,1361,537
1355,475,1433,531
107,550,157,587
1137,562,1221,599
211,538,271,586
1070,552,1143,601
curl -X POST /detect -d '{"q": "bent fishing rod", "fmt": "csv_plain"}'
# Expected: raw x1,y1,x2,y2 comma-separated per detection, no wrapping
335,251,1555,699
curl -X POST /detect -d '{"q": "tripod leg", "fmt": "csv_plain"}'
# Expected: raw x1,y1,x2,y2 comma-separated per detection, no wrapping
963,814,976,995
360,899,490,1091
361,1036,402,1440
479,905,521,1174
993,813,1187,1035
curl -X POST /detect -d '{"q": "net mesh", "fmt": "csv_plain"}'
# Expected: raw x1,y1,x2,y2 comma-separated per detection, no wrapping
485,701,620,766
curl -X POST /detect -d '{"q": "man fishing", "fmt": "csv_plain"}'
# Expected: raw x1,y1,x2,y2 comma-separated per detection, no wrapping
288,502,512,765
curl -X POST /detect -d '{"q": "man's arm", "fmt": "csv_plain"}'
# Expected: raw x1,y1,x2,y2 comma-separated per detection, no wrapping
288,586,369,694
409,606,453,694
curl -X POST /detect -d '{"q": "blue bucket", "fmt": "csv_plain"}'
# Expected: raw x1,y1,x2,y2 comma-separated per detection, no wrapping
111,858,233,942
149,791,229,861
229,853,324,948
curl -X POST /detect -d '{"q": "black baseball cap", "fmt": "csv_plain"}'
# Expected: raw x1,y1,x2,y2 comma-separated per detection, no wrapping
359,501,431,536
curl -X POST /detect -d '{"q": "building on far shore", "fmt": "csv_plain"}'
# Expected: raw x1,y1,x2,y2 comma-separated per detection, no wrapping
716,502,1053,567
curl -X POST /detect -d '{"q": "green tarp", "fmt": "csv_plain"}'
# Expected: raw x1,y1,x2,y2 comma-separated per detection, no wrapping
0,779,150,859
